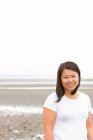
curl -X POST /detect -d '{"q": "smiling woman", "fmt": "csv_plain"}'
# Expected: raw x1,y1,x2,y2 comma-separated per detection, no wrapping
43,61,93,140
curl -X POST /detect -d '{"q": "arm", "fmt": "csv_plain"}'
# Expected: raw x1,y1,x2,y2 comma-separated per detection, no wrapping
43,107,57,140
86,112,93,140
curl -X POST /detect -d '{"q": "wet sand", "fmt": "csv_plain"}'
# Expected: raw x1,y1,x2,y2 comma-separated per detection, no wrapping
0,78,93,107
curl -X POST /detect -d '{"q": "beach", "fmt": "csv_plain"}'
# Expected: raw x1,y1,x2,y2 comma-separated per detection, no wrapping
0,112,93,140
0,78,93,139
0,112,44,140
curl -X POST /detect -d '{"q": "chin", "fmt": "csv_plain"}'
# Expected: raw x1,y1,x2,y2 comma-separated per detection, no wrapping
68,88,75,92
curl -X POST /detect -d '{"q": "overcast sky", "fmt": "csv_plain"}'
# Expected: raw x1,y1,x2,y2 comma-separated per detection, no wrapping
0,1,93,79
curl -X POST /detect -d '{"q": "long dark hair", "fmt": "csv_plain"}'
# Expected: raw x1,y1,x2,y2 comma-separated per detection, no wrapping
56,61,81,102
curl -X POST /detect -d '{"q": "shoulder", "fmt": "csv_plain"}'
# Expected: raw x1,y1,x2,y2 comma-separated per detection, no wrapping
47,92,57,99
44,92,57,103
79,91,91,101
79,91,89,97
43,92,57,112
78,91,91,112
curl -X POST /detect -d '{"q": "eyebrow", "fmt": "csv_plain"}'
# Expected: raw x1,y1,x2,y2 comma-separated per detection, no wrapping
63,74,77,77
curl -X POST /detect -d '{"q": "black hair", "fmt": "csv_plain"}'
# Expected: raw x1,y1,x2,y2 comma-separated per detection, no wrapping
56,61,81,102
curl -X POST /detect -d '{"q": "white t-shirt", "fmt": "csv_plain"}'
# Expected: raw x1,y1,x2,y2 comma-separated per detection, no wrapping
43,91,91,140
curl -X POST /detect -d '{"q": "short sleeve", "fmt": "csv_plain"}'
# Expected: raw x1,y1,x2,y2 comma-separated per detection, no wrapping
43,92,57,112
87,96,91,112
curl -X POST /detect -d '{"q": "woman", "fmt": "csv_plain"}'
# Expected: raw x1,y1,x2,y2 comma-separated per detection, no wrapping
43,61,93,140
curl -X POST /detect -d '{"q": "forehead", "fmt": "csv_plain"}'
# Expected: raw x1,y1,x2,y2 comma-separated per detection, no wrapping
61,69,78,76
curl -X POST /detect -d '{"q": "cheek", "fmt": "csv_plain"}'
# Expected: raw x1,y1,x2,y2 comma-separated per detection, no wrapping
75,78,79,85
61,79,67,86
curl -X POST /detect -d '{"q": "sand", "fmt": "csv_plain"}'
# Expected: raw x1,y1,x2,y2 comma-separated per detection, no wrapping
0,113,93,140
0,113,44,140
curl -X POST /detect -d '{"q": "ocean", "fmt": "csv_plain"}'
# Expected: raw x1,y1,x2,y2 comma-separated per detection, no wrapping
0,78,93,114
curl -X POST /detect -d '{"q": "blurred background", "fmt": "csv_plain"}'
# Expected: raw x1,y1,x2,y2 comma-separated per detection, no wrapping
0,0,93,111
0,1,93,139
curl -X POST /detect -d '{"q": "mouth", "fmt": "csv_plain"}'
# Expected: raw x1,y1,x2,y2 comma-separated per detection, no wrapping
68,84,74,88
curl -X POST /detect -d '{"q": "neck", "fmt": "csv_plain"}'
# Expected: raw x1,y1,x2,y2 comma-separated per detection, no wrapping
65,92,79,99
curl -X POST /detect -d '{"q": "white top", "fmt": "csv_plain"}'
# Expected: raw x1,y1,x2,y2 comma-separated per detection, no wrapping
43,91,91,140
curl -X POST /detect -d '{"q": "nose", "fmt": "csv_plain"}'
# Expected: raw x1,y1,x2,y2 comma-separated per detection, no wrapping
68,77,73,82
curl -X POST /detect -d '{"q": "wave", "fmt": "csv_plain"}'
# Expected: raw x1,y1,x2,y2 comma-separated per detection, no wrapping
0,105,43,115
0,105,93,115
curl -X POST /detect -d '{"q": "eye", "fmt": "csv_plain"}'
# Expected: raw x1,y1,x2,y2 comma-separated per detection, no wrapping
63,77,68,79
72,75,77,78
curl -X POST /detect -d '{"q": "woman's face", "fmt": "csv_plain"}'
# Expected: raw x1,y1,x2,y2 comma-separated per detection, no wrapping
61,69,79,93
